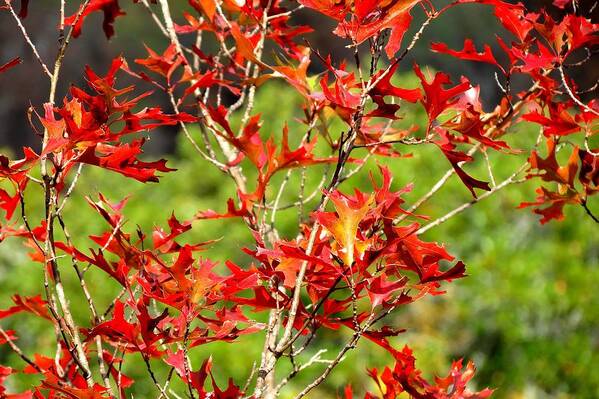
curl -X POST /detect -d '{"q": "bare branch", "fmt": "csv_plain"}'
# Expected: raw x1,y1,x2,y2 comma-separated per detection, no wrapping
416,163,528,234
5,0,52,78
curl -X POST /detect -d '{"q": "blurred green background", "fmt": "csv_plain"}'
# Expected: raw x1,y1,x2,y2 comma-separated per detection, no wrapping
0,1,598,398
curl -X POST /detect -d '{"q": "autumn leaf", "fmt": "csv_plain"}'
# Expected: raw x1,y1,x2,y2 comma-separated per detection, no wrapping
385,11,413,58
368,63,422,119
431,39,505,73
188,0,216,22
519,139,582,223
65,0,125,39
0,295,50,321
77,140,176,183
413,64,470,130
491,0,534,43
0,57,21,74
522,103,581,136
314,190,374,265
436,131,491,197
135,44,183,84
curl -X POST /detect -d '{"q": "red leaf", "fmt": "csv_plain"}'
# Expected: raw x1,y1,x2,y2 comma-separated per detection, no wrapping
189,0,217,22
65,0,126,39
333,0,420,48
0,295,50,320
385,12,413,58
195,197,251,220
444,106,509,150
431,39,503,72
527,139,579,187
297,0,348,21
230,23,261,64
519,140,582,224
522,103,580,136
0,58,21,74
369,63,422,119
492,0,533,43
413,64,470,130
511,42,557,72
436,131,491,197
17,0,29,18
367,274,408,308
77,139,175,183
313,189,373,265
135,44,183,83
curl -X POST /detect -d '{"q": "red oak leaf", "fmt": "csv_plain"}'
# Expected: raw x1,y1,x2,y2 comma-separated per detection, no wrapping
436,131,491,197
444,106,509,149
511,42,557,72
189,0,217,22
0,57,21,74
314,189,374,265
385,11,413,58
519,139,581,223
431,39,504,73
522,103,580,136
0,295,50,320
77,139,175,183
195,197,251,220
135,44,183,84
369,63,422,119
334,0,420,52
65,0,125,39
492,0,534,43
367,274,408,308
18,0,28,18
413,64,470,130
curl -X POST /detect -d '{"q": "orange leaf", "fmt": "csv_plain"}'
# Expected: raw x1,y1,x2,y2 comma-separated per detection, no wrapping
314,190,373,265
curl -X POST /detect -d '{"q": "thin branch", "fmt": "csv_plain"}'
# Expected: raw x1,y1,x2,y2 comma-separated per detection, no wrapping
559,64,599,117
0,326,43,373
416,163,528,234
482,148,496,187
5,0,52,78
55,163,83,215
273,349,331,395
242,361,258,394
582,200,599,224
139,0,169,37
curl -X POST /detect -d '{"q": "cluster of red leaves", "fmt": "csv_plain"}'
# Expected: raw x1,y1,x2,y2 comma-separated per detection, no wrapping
345,346,492,399
0,0,597,397
427,0,599,221
0,166,479,397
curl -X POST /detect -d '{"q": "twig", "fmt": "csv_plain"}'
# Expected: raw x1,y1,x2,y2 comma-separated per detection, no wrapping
273,349,330,395
482,148,496,187
0,326,43,373
559,64,599,117
139,0,169,37
5,0,52,78
242,362,258,394
416,163,528,234
582,200,599,224
55,163,83,215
